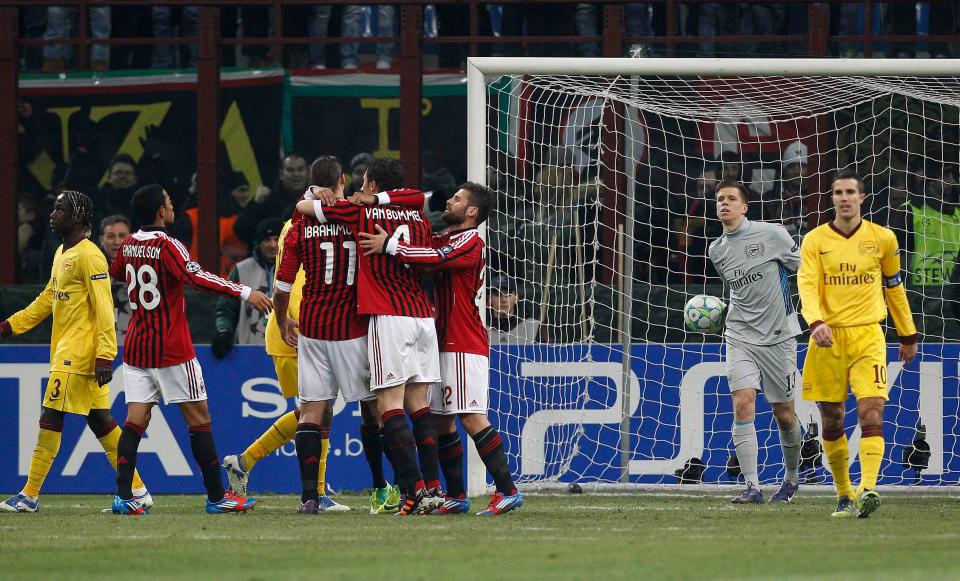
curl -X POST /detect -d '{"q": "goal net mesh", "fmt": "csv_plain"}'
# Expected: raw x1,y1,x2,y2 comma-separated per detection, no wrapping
481,71,960,488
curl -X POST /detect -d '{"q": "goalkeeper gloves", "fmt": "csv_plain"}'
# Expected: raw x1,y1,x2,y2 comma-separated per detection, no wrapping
211,331,235,359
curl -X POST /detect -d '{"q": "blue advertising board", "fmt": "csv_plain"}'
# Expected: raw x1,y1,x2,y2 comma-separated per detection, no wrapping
0,343,956,494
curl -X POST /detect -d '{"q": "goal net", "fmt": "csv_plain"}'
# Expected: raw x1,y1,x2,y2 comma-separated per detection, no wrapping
467,58,960,493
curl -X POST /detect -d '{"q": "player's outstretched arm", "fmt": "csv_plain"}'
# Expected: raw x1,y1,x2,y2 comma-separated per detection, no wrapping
359,225,481,270
4,277,55,338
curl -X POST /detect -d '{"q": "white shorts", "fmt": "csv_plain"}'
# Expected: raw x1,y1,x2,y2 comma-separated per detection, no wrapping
123,359,207,405
726,337,799,404
298,335,374,403
368,315,441,390
430,352,489,415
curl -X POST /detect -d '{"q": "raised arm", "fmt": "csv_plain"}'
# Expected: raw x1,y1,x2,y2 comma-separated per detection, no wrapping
3,276,55,337
162,237,273,312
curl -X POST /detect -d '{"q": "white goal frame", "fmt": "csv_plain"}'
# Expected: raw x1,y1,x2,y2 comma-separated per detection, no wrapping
464,57,960,497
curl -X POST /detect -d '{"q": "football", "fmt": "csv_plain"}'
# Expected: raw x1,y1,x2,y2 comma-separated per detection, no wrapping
683,295,726,333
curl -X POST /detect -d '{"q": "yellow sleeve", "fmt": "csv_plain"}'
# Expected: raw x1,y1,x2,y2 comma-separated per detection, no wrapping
8,277,54,335
82,250,118,361
879,229,918,342
797,231,824,327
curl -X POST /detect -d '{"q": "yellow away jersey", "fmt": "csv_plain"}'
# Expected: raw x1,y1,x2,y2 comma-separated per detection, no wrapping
798,220,917,338
265,219,304,357
8,239,117,374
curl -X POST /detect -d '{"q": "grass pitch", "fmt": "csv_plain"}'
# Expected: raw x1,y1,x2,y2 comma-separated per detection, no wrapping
0,492,958,580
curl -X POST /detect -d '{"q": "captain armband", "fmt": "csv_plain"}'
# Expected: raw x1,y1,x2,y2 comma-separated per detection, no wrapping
883,273,903,288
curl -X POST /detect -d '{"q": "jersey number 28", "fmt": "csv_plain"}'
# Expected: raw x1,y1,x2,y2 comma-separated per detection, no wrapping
125,263,161,310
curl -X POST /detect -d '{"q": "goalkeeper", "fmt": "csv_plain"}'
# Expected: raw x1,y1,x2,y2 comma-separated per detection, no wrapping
798,171,917,518
707,181,803,504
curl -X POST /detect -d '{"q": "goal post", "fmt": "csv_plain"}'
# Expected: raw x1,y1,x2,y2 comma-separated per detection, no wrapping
466,57,960,496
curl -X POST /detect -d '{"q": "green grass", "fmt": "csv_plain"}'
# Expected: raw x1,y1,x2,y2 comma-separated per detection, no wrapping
0,493,958,580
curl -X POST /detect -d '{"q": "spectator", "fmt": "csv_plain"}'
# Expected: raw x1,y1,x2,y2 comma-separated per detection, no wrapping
683,166,723,283
865,172,909,240
902,163,960,287
487,276,540,344
346,152,372,196
110,6,152,69
94,153,140,234
886,1,917,58
341,6,396,69
63,119,104,195
20,8,46,69
41,5,111,71
171,171,251,277
233,153,308,246
575,3,653,58
151,6,199,68
766,140,809,238
307,5,334,69
212,217,282,358
436,2,492,68
928,2,957,58
98,215,132,342
501,3,575,57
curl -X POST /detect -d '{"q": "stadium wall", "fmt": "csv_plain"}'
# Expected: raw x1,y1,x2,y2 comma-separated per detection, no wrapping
0,344,956,493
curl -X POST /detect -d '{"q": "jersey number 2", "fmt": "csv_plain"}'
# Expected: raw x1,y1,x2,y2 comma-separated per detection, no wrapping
125,263,161,310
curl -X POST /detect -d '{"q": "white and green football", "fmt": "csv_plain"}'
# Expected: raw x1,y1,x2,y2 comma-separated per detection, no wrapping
683,294,726,333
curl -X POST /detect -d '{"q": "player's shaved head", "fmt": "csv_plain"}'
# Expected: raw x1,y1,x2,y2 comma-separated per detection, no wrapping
460,182,494,225
365,157,405,191
310,155,343,189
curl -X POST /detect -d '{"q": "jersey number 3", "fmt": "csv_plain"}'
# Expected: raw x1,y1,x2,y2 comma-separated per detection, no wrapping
125,263,161,311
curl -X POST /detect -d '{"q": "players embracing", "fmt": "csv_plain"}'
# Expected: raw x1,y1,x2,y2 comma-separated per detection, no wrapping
360,182,523,516
298,157,446,515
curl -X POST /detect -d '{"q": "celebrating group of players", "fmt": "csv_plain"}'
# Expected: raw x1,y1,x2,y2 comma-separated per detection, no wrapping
0,151,917,519
1,155,523,517
708,170,917,518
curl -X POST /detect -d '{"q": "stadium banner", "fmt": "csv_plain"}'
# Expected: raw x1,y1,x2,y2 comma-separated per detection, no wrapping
18,70,285,199
284,73,468,187
1,343,956,493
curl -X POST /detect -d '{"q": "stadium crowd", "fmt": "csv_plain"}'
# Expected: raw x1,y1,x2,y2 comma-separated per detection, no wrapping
17,2,960,72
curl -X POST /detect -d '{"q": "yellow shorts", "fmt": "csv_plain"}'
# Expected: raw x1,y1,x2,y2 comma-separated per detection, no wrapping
801,324,889,403
272,355,299,399
44,371,110,415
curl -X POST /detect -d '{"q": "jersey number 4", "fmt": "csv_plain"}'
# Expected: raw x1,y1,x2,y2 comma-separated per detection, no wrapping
125,263,161,310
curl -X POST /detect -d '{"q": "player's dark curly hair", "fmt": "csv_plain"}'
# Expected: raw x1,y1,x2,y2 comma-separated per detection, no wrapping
715,180,750,203
59,189,95,232
365,157,405,191
460,182,494,225
310,155,343,189
131,184,167,225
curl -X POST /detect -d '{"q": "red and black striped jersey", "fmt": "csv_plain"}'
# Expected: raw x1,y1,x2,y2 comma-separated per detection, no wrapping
110,227,249,368
390,228,488,356
312,189,434,318
276,215,366,340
